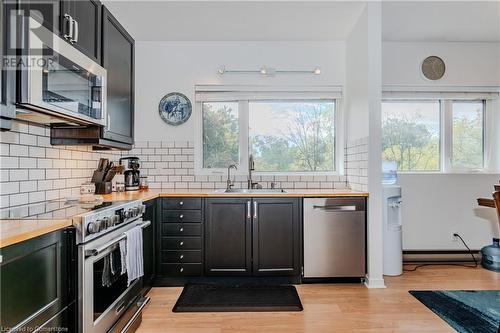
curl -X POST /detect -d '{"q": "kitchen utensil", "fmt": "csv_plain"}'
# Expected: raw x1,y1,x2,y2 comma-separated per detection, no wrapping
104,170,117,182
97,158,108,171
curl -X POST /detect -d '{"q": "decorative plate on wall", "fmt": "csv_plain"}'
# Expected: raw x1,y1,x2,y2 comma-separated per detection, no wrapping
158,92,192,126
421,56,446,81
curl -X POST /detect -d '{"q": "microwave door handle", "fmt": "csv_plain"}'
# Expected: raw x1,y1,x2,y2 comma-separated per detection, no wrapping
63,14,73,40
72,19,79,43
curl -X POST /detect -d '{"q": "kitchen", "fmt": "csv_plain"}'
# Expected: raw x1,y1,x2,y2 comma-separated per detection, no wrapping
1,1,499,333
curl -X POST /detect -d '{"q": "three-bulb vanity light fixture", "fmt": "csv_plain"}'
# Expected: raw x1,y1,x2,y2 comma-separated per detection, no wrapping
217,66,321,76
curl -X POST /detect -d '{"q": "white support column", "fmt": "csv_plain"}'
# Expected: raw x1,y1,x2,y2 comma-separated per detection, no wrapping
365,1,385,289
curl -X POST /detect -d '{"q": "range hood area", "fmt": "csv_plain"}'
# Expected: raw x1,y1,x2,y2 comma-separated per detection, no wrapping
50,124,133,150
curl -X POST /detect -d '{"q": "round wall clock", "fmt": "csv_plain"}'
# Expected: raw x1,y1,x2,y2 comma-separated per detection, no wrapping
158,92,192,126
421,56,446,81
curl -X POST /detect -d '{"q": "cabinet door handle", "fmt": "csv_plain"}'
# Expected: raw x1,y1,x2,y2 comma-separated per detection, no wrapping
179,214,184,219
180,254,184,259
253,201,257,219
72,19,79,43
179,267,184,272
179,201,184,206
179,227,183,232
179,241,184,246
63,14,73,40
247,201,251,218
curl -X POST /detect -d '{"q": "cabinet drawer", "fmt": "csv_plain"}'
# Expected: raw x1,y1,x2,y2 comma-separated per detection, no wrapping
162,237,201,250
162,210,202,223
162,198,201,210
161,250,202,263
159,263,202,276
162,223,202,237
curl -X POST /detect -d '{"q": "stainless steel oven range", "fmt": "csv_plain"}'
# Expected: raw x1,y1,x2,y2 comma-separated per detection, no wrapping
72,200,150,333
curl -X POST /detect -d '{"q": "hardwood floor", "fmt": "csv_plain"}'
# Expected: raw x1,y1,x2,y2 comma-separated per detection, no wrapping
137,266,499,333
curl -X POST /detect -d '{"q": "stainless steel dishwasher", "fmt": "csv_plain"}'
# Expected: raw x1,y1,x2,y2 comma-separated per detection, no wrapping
303,197,366,279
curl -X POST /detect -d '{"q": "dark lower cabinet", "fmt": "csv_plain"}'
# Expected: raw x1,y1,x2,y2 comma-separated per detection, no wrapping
142,199,157,294
158,198,204,278
253,198,301,276
0,228,76,332
205,198,252,276
204,197,301,277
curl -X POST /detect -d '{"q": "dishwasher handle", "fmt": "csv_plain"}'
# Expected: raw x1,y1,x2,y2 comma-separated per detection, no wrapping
313,205,358,211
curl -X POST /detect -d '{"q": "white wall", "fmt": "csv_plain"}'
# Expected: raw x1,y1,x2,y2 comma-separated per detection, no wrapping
345,11,369,142
134,41,346,142
382,41,500,250
399,174,499,250
383,42,500,86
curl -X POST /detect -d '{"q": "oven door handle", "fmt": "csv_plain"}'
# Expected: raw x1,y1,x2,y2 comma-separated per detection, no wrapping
85,220,151,257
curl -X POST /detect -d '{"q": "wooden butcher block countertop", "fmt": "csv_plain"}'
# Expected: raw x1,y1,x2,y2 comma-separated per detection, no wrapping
0,188,368,248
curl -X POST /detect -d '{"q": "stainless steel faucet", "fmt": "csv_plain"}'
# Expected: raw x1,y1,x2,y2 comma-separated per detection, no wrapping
247,154,261,189
247,155,254,189
226,164,237,191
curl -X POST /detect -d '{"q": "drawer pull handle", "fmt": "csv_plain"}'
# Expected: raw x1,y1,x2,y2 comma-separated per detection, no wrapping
179,227,184,232
180,267,184,272
180,241,184,246
180,254,184,259
179,214,184,219
179,201,184,206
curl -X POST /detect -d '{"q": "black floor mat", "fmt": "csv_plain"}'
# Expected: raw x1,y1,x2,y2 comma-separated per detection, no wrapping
172,284,303,312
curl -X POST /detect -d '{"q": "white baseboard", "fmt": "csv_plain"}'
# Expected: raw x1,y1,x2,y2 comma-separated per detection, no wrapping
364,275,386,289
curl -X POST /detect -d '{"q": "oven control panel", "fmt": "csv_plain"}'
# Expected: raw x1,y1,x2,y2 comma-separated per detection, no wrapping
76,200,145,243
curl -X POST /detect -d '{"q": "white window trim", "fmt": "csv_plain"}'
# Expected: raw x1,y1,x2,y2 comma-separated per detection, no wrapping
382,92,497,174
194,86,344,176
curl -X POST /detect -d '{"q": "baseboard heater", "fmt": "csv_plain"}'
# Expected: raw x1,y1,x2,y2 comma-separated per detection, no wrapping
403,250,481,264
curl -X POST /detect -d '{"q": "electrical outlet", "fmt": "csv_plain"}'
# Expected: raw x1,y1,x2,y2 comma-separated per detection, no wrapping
451,232,459,242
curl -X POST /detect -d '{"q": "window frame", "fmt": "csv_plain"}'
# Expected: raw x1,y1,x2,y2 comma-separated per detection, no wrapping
195,95,343,176
382,97,491,174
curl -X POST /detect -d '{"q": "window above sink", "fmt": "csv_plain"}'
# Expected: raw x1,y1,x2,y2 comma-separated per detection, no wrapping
194,86,344,176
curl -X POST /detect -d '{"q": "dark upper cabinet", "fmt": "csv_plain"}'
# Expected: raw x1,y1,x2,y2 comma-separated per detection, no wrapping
1,0,15,130
17,0,101,62
101,5,134,145
205,198,252,275
0,228,76,332
61,0,102,63
142,199,157,294
252,198,301,276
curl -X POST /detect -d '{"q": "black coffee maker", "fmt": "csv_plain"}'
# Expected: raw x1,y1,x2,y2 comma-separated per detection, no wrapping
119,157,140,191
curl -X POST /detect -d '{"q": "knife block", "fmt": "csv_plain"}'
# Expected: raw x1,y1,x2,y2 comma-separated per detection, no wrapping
94,182,112,194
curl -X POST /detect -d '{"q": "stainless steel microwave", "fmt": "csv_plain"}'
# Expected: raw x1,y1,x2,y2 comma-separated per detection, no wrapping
17,16,107,126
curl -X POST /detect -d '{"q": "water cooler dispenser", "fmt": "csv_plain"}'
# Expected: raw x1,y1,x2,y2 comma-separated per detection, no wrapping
382,185,403,276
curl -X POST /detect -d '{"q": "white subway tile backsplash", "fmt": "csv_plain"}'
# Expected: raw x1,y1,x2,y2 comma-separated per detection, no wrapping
10,169,28,181
1,157,19,169
29,146,45,158
19,133,37,145
28,125,46,136
0,131,19,144
10,193,28,206
1,182,20,195
29,169,45,180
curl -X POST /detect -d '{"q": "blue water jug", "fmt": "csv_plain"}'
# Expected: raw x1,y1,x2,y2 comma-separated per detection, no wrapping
481,238,500,272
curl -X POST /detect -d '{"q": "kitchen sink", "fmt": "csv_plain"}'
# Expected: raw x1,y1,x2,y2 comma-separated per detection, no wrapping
214,188,288,194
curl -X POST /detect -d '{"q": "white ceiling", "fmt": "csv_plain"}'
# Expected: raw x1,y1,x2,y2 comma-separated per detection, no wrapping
382,1,500,42
101,1,367,41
